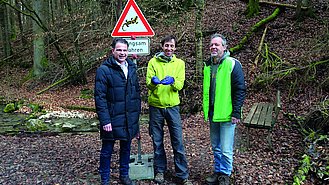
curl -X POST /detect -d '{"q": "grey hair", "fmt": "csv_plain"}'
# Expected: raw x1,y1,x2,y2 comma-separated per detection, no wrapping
210,33,227,46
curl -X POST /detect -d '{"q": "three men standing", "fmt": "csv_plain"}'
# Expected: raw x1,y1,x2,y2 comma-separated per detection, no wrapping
94,33,246,185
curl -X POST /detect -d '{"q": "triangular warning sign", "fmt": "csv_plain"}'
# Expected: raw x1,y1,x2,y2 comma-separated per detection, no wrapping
111,0,155,37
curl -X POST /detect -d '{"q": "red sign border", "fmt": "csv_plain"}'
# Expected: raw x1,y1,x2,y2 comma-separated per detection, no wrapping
111,0,155,37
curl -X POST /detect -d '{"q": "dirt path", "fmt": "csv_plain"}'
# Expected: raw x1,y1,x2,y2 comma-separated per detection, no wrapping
0,114,303,184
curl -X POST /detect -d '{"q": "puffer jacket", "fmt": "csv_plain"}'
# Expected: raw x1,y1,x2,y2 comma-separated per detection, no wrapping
94,56,141,140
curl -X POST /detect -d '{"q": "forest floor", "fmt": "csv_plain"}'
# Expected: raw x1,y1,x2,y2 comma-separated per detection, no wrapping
1,0,329,184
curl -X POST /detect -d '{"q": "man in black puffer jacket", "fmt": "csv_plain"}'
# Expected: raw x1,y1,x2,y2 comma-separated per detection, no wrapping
95,38,141,185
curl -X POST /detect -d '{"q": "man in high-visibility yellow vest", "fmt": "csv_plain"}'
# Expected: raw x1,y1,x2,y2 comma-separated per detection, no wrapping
203,33,246,185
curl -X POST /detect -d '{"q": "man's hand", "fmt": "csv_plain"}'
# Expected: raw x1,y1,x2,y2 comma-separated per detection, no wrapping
160,76,175,85
231,117,241,124
103,123,112,132
151,76,161,85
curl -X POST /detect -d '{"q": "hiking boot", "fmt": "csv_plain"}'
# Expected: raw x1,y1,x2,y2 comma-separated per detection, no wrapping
119,175,135,185
205,172,220,184
182,178,193,185
218,174,230,185
154,172,165,183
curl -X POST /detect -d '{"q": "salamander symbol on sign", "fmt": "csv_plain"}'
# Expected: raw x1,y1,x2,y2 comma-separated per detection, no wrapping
122,16,138,31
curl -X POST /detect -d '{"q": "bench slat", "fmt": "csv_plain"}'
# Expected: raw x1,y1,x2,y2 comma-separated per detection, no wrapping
250,103,264,125
244,103,258,124
264,104,274,127
258,103,271,126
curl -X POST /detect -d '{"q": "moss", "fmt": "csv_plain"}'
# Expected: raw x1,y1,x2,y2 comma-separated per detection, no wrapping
4,103,16,113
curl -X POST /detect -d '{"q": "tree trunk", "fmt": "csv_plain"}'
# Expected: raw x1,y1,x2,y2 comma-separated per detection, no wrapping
66,0,87,84
295,0,314,21
7,0,15,41
195,0,204,79
15,0,27,45
295,0,303,20
116,0,122,20
3,0,73,77
0,3,12,59
32,0,46,77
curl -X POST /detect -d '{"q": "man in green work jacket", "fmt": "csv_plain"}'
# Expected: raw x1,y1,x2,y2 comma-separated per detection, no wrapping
146,35,192,185
203,33,246,185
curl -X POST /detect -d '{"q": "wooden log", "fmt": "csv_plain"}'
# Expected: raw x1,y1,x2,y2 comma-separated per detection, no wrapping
259,0,308,10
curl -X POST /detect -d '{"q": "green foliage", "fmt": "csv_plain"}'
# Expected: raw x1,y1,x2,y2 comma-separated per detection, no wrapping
254,43,285,86
3,103,16,113
291,130,329,184
246,0,260,18
259,43,283,72
3,100,25,113
3,100,45,124
28,103,43,113
41,56,49,68
306,134,329,182
79,88,94,99
26,119,48,132
293,154,311,185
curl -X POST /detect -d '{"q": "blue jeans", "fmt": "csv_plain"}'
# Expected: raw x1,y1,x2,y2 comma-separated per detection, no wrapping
210,121,236,176
149,105,189,180
99,139,131,185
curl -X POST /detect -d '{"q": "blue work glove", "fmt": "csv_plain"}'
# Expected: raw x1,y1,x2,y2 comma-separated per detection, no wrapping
160,76,175,85
151,76,161,85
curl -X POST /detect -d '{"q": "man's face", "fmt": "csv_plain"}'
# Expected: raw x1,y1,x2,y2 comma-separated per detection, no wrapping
162,39,176,57
112,42,128,63
210,37,227,58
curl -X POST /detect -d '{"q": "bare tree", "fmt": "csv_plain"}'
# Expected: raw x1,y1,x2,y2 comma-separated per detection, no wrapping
195,0,204,79
32,0,47,77
0,2,12,59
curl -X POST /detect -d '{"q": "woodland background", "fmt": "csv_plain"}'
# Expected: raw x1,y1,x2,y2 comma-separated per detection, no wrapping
0,0,328,184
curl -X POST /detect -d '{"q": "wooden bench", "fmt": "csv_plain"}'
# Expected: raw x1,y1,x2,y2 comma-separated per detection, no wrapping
243,90,281,148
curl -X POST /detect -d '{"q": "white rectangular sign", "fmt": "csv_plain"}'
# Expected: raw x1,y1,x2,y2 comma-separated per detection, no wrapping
125,38,150,55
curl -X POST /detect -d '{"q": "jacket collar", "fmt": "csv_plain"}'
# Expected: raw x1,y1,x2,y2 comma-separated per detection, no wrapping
205,50,230,66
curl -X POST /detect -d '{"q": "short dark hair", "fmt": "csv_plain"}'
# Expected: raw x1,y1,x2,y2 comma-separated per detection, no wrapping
111,38,129,48
161,35,176,46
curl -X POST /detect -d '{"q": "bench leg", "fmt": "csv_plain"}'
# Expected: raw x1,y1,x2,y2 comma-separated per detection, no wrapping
267,130,272,149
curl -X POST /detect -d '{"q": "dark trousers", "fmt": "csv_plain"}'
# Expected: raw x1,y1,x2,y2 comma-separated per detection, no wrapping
149,105,189,180
99,139,131,185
